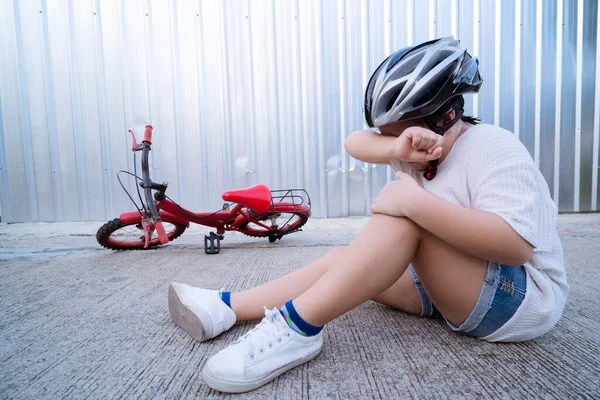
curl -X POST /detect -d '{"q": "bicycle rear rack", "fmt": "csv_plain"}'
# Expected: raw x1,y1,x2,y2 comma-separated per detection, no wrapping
269,189,311,212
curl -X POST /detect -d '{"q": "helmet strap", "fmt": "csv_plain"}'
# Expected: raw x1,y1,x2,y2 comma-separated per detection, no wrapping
422,108,464,181
424,108,464,136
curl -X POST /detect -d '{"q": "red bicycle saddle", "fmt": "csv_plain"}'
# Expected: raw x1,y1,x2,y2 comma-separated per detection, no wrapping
222,184,272,213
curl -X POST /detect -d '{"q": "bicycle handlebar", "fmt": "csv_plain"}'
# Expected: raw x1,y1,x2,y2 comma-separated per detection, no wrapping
139,126,168,244
143,125,153,144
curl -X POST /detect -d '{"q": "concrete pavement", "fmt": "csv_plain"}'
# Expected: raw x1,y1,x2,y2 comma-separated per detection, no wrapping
1,214,599,399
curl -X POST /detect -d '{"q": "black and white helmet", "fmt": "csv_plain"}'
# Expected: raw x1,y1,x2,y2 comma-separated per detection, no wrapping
364,37,483,127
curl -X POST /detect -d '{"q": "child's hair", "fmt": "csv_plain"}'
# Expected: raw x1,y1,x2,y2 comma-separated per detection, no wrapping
423,96,480,127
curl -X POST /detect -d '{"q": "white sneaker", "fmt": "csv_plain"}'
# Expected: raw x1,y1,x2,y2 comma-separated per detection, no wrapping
202,307,323,393
168,282,236,342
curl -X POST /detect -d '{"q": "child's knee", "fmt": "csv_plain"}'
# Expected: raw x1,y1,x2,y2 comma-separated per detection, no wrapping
370,213,421,235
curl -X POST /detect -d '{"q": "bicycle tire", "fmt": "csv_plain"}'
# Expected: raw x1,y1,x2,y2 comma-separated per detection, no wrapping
237,211,308,240
96,218,186,250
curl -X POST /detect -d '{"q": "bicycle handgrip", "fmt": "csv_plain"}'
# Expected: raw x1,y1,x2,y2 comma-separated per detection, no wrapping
143,125,153,144
155,220,169,244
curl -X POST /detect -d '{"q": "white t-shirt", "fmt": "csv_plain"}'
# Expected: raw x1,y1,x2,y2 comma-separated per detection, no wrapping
389,124,568,342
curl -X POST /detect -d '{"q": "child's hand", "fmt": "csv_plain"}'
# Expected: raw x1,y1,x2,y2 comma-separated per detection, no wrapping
393,126,444,162
371,171,424,217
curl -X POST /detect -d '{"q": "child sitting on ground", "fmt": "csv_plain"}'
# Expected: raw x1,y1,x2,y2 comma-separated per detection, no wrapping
168,37,568,393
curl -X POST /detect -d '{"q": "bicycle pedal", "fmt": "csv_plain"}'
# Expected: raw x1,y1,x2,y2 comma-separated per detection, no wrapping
204,233,221,255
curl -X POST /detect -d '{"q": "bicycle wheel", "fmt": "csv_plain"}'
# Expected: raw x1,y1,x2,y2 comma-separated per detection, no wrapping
237,211,308,242
96,218,186,250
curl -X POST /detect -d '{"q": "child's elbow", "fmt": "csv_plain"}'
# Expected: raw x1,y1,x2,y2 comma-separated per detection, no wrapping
344,129,369,157
512,242,534,266
517,244,534,266
344,137,356,157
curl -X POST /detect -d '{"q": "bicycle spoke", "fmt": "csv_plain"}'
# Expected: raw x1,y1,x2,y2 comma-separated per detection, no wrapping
108,222,177,244
245,213,301,232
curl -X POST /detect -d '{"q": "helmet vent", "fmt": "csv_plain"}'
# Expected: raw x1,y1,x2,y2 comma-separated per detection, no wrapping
385,85,404,112
413,76,449,108
391,52,424,77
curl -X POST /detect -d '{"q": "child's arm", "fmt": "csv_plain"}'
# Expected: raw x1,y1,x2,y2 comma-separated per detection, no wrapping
408,191,534,266
344,129,396,164
345,127,444,164
372,171,534,266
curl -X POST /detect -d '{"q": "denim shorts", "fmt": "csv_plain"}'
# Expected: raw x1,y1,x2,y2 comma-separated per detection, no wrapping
408,261,527,338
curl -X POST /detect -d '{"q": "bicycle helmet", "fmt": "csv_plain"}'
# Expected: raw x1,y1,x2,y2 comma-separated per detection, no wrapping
364,37,482,128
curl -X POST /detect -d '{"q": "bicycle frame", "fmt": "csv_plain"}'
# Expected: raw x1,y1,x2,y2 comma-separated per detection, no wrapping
121,196,308,230
119,200,266,233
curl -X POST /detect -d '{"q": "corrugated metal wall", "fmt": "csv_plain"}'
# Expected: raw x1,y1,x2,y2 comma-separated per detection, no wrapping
0,0,599,222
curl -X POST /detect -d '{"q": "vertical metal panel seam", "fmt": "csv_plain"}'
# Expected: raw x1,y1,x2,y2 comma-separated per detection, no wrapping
13,0,39,221
553,0,563,203
573,0,583,211
337,0,349,214
94,0,114,218
514,0,521,140
494,0,501,126
169,0,183,200
246,0,259,185
592,0,600,210
292,0,305,189
407,0,414,45
299,2,312,200
144,0,156,171
196,0,210,208
316,0,328,216
219,1,235,190
384,0,391,56
534,0,542,168
66,0,87,220
270,0,283,189
118,0,134,196
385,0,393,185
451,0,457,38
361,0,368,113
472,0,479,118
360,0,371,214
0,94,11,221
429,0,436,39
40,0,64,220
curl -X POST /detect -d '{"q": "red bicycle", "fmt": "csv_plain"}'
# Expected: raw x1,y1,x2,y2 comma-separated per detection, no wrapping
96,125,311,254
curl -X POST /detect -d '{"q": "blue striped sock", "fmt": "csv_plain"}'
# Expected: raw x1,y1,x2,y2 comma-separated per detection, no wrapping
279,300,323,337
220,291,231,308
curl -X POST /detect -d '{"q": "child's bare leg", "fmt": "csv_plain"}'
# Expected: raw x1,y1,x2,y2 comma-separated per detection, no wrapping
230,247,345,320
372,270,423,315
231,246,422,321
230,214,486,326
408,228,488,326
291,214,420,325
199,213,488,392
293,214,488,327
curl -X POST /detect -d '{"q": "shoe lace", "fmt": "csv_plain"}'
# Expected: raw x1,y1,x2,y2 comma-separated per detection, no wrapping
237,307,291,359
